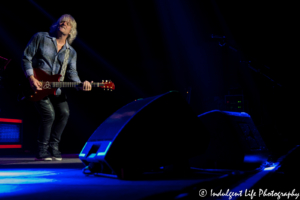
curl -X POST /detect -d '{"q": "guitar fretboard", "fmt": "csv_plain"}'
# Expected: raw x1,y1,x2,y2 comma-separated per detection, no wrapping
44,82,106,88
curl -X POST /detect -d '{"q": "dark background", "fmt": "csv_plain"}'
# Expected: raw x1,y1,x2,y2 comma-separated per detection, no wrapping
0,0,296,154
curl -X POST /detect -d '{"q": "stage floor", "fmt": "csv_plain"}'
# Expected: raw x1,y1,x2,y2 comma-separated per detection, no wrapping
0,148,298,200
0,155,221,200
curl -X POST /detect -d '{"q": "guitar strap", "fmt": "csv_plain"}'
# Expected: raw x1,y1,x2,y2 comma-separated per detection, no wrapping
59,48,70,82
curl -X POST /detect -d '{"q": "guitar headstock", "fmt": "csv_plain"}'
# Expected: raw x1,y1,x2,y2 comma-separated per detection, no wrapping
101,80,115,91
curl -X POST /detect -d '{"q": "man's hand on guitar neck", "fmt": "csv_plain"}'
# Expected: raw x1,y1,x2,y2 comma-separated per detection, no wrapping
79,80,93,91
28,75,42,91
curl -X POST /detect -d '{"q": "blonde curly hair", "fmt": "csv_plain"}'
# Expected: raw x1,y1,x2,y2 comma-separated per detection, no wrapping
50,14,77,44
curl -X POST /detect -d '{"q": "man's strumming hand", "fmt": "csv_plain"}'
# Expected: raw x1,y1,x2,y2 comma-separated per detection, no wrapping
28,75,42,91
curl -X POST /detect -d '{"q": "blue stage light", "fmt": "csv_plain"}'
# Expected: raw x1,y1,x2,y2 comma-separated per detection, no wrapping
244,155,266,163
263,166,276,171
263,163,278,171
0,123,20,143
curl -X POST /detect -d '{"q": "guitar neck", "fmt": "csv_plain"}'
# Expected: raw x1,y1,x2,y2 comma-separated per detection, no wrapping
48,82,106,88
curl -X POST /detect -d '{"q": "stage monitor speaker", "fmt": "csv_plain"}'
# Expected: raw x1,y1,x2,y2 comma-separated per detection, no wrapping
79,91,209,178
189,110,269,169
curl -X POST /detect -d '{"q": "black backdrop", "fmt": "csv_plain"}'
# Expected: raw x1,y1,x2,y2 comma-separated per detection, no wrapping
0,0,296,153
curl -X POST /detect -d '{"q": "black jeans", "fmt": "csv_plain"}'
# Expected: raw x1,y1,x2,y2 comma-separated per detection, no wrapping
34,93,69,146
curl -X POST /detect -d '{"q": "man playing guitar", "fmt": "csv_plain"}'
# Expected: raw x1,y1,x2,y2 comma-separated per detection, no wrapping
22,14,92,161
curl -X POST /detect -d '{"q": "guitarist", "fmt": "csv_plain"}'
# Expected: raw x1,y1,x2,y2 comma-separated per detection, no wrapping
22,14,92,161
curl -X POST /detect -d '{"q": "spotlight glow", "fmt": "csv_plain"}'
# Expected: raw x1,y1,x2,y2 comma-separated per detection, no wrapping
0,170,58,184
0,169,59,197
263,166,276,171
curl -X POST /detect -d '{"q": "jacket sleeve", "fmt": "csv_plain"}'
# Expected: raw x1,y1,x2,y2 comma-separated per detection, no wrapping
66,50,81,83
22,33,41,78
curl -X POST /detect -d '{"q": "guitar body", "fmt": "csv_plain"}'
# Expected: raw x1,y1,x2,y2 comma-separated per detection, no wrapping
25,68,61,101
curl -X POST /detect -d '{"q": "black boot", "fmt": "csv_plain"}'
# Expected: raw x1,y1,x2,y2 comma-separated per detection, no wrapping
49,142,62,161
35,142,52,161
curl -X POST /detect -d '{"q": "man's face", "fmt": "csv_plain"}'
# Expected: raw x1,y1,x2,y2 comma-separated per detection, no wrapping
58,18,72,36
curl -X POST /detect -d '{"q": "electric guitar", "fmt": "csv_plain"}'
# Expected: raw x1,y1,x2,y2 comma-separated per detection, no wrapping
22,68,115,101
